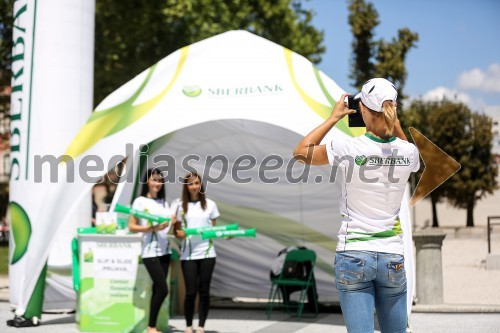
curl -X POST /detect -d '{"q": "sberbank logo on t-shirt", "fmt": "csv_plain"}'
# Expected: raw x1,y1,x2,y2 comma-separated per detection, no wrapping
355,155,368,166
366,155,411,166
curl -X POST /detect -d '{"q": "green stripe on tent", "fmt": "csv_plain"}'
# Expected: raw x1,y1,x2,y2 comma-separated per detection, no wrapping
64,47,189,159
284,49,364,139
217,201,337,275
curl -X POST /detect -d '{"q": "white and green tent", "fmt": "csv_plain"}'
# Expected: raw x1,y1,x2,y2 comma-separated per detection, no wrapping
12,30,415,316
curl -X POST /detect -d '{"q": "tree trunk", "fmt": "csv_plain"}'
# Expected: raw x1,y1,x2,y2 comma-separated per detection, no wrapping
431,194,439,227
466,198,475,227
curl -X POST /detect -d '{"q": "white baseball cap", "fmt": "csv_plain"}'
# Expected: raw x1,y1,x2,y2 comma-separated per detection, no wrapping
354,78,398,112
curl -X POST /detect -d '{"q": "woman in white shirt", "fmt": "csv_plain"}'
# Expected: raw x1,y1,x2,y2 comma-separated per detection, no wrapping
294,78,419,333
172,172,220,333
128,168,171,333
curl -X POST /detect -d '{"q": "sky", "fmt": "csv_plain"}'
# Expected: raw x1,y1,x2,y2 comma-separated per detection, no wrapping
302,0,500,119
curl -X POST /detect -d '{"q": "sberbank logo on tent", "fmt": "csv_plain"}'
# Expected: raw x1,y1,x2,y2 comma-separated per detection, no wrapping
182,85,202,97
183,83,284,98
208,83,283,97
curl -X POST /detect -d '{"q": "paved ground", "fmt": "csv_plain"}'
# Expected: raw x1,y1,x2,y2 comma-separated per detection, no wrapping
1,304,500,333
441,237,500,305
1,228,499,332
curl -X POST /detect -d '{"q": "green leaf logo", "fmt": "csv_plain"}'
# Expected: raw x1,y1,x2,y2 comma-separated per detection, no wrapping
182,85,202,97
9,202,31,264
355,155,367,166
84,250,94,263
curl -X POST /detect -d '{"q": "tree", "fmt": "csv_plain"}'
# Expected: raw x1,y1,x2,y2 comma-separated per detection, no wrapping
0,0,13,219
0,0,13,117
403,100,466,227
347,0,418,103
347,0,378,89
404,99,498,227
94,0,325,107
448,112,498,227
374,28,418,103
0,0,13,84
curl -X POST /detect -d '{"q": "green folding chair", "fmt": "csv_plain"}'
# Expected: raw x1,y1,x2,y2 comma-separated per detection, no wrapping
266,249,318,320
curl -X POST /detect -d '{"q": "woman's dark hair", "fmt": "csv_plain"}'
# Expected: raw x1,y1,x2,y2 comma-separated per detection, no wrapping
140,168,165,200
182,172,206,213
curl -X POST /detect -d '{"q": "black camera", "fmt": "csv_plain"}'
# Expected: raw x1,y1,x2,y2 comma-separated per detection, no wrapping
347,95,365,127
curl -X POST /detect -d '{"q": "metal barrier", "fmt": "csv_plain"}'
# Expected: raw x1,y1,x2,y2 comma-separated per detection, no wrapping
487,216,500,253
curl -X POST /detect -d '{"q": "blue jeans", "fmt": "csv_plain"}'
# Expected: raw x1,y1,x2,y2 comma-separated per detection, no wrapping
334,251,407,333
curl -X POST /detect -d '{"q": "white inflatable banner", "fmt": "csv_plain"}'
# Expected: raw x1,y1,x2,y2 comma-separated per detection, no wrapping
9,0,94,316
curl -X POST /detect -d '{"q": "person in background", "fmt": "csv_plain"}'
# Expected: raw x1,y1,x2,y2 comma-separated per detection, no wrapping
294,78,419,333
0,217,8,244
91,194,97,227
128,168,171,333
172,172,220,333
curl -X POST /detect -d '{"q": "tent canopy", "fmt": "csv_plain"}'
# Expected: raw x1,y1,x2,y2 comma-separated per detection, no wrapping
81,29,356,300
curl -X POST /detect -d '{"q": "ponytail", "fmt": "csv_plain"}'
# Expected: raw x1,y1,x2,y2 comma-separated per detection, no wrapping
382,101,397,136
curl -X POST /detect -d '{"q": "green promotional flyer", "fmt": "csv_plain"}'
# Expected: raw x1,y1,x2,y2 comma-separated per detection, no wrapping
77,235,169,332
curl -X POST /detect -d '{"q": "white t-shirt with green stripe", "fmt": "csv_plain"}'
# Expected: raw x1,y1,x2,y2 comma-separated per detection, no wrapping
327,133,420,255
172,198,220,260
131,196,172,258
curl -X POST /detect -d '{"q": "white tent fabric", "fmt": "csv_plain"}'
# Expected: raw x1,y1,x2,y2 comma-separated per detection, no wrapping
22,30,414,314
111,119,345,300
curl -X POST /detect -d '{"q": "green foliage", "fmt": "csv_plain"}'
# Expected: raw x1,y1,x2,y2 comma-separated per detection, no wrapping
0,0,13,122
347,0,418,104
348,0,378,89
0,0,13,88
374,28,418,102
403,100,463,226
0,246,8,275
94,0,325,107
403,99,498,227
0,182,8,218
448,112,498,226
